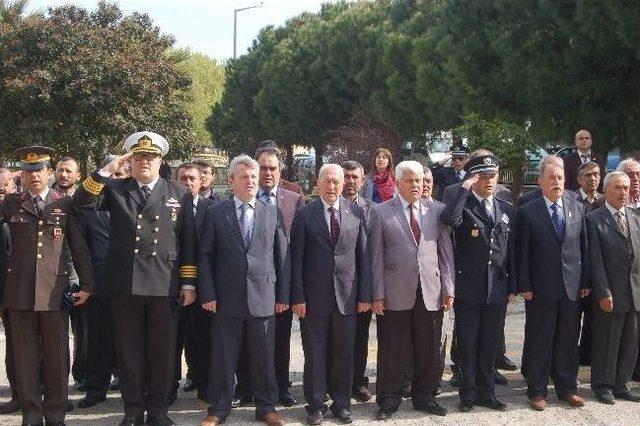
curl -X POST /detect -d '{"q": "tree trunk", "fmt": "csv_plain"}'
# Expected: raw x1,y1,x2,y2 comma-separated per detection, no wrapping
511,161,524,204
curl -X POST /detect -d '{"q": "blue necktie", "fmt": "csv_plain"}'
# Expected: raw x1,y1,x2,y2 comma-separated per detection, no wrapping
550,203,565,240
260,191,274,205
239,203,252,247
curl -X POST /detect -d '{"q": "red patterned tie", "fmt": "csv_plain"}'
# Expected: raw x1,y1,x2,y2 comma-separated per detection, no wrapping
329,207,340,246
409,204,421,245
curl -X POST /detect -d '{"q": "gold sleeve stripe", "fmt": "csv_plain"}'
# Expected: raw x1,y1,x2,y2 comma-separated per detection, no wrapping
82,177,105,195
180,265,198,278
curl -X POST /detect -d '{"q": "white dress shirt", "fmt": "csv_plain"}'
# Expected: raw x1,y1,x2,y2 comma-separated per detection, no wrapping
472,190,495,221
258,185,278,206
543,195,564,219
320,197,340,232
399,196,422,230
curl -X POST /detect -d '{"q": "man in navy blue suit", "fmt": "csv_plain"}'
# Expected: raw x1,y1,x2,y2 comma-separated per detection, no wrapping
517,155,590,411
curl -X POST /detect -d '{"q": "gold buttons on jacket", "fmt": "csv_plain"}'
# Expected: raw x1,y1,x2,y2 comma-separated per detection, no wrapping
37,254,42,259
151,252,157,256
38,231,43,236
136,225,142,230
135,236,140,242
137,214,143,219
134,249,139,254
38,221,43,226
152,239,158,244
155,215,160,221
154,227,159,232
37,242,43,247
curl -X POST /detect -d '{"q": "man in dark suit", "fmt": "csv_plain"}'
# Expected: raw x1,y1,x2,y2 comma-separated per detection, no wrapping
441,151,517,413
2,146,93,426
341,161,374,402
587,171,640,404
570,161,602,366
431,145,469,201
173,163,216,403
517,188,542,207
562,129,606,191
198,154,290,426
234,145,304,407
76,156,129,409
517,155,590,411
74,132,198,426
290,164,370,425
194,159,223,204
371,161,455,420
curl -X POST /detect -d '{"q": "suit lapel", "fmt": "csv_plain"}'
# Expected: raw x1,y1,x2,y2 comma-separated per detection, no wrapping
126,178,143,208
313,199,333,247
532,196,561,243
392,196,417,247
337,197,352,246
223,199,245,249
601,207,628,240
141,179,166,215
195,198,207,233
20,193,39,218
247,201,264,249
627,208,640,254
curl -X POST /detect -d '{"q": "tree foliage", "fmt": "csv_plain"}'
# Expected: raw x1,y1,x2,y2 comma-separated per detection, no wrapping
0,1,198,167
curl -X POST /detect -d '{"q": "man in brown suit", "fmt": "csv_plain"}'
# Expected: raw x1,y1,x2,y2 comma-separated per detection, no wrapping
1,146,93,426
563,129,606,191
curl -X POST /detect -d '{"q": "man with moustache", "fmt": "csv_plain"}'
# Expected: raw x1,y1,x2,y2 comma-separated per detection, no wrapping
290,164,370,424
76,156,129,409
587,171,640,404
371,161,455,420
74,132,197,426
441,151,517,412
1,146,93,426
198,154,290,426
341,160,375,402
518,155,590,411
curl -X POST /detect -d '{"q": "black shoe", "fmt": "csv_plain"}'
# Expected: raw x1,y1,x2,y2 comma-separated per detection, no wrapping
415,400,447,416
450,371,461,387
183,378,197,392
119,416,145,426
145,416,176,426
477,397,507,411
495,355,518,371
74,379,87,391
167,390,178,405
614,389,640,402
594,389,615,404
400,385,412,399
278,389,298,407
110,377,121,390
0,397,21,414
306,409,323,425
376,405,394,420
352,385,372,402
495,370,508,385
332,408,353,424
77,395,107,408
197,388,208,402
65,401,74,412
459,400,473,412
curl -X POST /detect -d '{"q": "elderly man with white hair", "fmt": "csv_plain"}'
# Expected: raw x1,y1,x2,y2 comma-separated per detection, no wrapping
587,171,640,404
370,160,455,419
617,158,640,209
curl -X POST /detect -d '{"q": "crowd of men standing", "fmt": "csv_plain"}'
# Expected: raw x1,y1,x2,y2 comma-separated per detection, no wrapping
0,128,639,426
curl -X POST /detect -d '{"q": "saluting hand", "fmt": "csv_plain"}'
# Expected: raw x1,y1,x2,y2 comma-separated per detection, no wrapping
180,289,196,306
73,291,91,306
292,303,306,319
599,296,613,313
101,152,132,176
462,173,479,190
202,301,217,313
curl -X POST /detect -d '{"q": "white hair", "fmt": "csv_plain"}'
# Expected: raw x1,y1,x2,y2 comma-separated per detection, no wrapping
603,171,631,189
539,155,564,174
616,158,640,173
229,154,259,176
318,163,344,180
395,161,424,180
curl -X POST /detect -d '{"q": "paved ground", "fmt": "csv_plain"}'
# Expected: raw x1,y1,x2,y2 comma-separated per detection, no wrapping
1,302,640,425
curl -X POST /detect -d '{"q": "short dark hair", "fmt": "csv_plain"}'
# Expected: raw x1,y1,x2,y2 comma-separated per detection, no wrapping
576,161,600,179
341,160,365,176
56,156,79,170
193,159,216,174
255,145,283,169
178,163,200,174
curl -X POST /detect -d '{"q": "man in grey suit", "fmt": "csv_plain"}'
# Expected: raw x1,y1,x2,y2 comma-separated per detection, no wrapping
341,161,375,403
370,161,455,420
198,155,290,426
587,171,640,404
235,145,304,407
517,156,590,411
291,164,370,425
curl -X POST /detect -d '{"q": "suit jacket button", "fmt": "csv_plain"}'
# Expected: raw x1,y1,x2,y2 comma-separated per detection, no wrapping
153,239,158,244
135,236,140,241
37,254,42,259
134,249,139,254
38,220,43,226
38,231,43,236
488,260,492,265
155,215,160,220
37,242,43,247
154,227,159,232
151,252,157,256
136,225,142,230
137,214,143,219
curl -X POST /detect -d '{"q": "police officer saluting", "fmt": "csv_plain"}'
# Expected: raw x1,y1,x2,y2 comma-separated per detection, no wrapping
441,150,517,413
73,132,197,426
1,146,93,426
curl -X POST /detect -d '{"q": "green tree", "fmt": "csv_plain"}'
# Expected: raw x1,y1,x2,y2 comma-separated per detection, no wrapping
0,1,197,168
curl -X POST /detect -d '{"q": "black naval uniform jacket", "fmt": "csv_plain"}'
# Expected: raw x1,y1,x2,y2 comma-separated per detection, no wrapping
441,185,517,303
73,172,197,297
0,190,93,311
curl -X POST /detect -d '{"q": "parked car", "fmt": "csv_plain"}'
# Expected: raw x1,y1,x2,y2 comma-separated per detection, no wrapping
553,146,621,173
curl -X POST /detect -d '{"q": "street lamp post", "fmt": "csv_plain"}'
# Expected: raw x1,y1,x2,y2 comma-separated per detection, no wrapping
233,2,264,59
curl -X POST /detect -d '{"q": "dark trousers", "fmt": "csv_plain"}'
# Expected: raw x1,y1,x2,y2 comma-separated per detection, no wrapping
454,300,505,402
209,314,278,421
578,294,593,365
591,307,640,392
174,304,198,390
2,309,18,398
9,309,69,425
191,305,212,393
84,297,117,398
353,310,372,388
523,296,580,398
236,310,293,396
376,290,444,410
451,306,508,369
302,309,356,412
111,295,178,419
70,304,88,382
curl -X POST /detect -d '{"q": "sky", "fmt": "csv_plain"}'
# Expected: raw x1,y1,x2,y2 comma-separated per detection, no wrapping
27,0,344,61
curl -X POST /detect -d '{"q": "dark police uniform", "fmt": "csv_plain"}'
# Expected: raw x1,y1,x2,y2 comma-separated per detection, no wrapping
1,146,93,425
73,132,197,425
440,155,517,408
